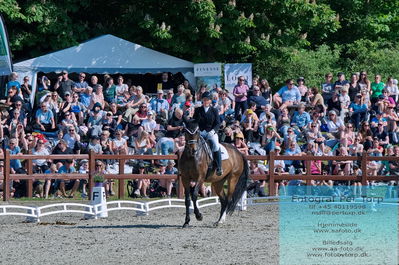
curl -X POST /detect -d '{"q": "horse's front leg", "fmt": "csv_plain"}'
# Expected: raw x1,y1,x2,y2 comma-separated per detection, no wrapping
182,189,191,228
191,184,203,221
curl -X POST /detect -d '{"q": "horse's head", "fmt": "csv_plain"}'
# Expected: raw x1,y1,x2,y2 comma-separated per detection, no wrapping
184,120,200,156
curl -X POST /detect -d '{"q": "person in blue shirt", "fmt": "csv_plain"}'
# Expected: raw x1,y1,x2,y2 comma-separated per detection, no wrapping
291,103,311,136
56,159,79,198
150,90,170,119
273,79,301,110
333,72,349,92
34,103,56,132
349,93,368,130
5,72,21,96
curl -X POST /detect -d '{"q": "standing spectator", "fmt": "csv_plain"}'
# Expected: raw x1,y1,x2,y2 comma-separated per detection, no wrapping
20,76,32,103
5,72,21,96
233,76,250,120
297,77,308,101
54,71,75,99
385,77,399,102
371,74,385,104
273,79,301,110
358,71,371,92
348,74,360,101
338,85,351,120
259,79,272,104
104,77,116,103
333,72,349,93
115,76,128,99
322,73,334,102
158,72,174,91
73,72,88,93
89,85,105,110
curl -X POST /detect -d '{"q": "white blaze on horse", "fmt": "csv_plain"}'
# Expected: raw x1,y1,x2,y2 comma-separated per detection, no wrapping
179,121,249,228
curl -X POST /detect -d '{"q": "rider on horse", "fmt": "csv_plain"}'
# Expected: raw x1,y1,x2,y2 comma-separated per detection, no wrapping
193,91,223,176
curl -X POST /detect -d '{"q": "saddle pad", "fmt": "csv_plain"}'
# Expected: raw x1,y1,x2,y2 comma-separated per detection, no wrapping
220,144,229,160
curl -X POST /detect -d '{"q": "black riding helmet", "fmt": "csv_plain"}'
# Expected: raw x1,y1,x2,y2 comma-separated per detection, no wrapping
202,91,211,99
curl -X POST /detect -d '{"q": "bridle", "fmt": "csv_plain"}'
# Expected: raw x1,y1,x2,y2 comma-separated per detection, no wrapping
184,126,201,156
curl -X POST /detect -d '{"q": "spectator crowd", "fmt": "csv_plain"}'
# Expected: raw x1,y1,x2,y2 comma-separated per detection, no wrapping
1,70,399,199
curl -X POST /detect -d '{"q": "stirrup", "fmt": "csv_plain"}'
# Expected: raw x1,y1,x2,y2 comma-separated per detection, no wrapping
216,168,223,176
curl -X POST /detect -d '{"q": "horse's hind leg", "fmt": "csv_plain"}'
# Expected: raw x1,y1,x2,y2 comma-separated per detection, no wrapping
212,180,227,226
191,184,203,221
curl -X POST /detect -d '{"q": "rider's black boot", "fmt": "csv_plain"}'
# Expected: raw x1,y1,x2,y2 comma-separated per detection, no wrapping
214,149,223,176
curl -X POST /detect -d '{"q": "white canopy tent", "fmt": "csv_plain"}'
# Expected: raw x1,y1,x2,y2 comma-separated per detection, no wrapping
13,34,194,102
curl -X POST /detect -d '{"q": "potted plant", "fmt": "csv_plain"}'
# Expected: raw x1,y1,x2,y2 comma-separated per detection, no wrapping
93,173,104,187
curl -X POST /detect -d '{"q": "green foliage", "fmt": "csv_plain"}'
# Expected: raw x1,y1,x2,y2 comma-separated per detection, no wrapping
2,0,399,86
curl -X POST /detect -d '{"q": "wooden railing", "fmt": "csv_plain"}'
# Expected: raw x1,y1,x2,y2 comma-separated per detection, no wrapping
2,151,399,201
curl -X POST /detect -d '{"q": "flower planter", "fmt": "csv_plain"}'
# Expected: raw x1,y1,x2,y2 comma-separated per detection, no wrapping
94,182,103,188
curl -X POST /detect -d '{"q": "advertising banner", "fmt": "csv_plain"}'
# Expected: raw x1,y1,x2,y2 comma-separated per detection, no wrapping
224,63,252,93
194,63,222,90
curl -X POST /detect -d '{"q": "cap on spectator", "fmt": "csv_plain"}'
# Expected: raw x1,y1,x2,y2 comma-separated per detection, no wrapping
157,90,164,94
168,160,176,166
138,162,145,168
275,146,281,151
147,110,154,115
58,139,67,145
106,111,113,116
337,72,344,76
235,132,244,139
297,77,305,82
328,110,336,115
64,92,71,97
394,79,398,85
246,109,254,115
91,135,100,140
80,159,88,165
159,161,167,167
65,159,73,164
341,86,349,93
62,70,68,74
356,93,362,98
376,111,383,115
184,101,191,107
378,94,385,99
92,102,102,110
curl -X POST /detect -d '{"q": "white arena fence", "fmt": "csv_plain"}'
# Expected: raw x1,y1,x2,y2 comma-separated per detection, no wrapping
1,193,397,223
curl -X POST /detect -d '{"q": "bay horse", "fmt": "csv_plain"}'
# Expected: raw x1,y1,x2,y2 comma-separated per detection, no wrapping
178,121,249,228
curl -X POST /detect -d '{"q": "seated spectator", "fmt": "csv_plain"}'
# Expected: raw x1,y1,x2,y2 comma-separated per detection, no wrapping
64,126,81,154
134,162,150,198
262,125,281,154
55,159,79,198
166,108,184,138
273,79,300,110
52,139,74,167
291,103,311,136
247,160,267,197
158,160,177,197
32,139,50,173
233,132,248,155
34,102,56,132
111,129,128,155
150,89,169,123
349,94,367,130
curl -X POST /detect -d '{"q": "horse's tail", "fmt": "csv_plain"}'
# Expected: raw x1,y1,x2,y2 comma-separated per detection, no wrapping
226,153,249,215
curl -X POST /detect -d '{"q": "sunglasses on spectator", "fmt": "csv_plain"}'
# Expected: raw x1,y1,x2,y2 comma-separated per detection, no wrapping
80,75,85,78
378,124,383,126
69,129,75,132
65,113,70,116
15,104,22,106
254,89,260,92
95,164,102,167
140,106,147,108
239,79,245,81
73,96,79,98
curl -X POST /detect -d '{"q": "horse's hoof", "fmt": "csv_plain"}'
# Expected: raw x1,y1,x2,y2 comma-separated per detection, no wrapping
195,213,203,221
213,222,220,227
182,223,190,228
